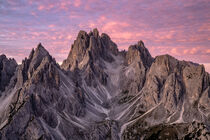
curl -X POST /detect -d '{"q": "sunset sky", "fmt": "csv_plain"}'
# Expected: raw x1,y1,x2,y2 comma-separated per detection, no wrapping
0,0,210,72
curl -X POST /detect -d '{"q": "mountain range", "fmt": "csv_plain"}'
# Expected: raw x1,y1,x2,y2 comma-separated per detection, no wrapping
0,28,209,140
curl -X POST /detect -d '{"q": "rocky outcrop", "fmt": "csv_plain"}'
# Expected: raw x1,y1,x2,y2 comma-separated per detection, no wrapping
183,121,210,140
16,43,59,87
61,29,119,87
62,29,119,87
0,29,209,140
122,54,210,139
0,55,17,92
62,30,90,70
119,41,153,97
61,28,118,71
0,43,62,139
125,41,153,67
123,121,210,140
90,120,120,140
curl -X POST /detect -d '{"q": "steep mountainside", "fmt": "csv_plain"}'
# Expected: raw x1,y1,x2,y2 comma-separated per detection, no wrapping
0,29,209,140
0,55,17,93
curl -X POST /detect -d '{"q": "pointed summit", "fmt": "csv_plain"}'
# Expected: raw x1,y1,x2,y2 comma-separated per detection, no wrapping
37,42,43,48
1,28,210,140
28,43,51,71
16,43,56,87
61,29,119,70
101,33,118,55
34,43,49,57
0,54,6,60
126,40,153,67
137,40,145,47
93,28,99,38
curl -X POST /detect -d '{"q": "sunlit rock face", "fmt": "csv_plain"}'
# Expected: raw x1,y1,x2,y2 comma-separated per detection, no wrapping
0,29,209,140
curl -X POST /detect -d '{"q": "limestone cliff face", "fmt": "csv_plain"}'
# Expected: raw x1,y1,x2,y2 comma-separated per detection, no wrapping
125,40,153,67
61,28,119,88
121,41,154,96
0,29,209,140
16,43,59,88
61,28,118,71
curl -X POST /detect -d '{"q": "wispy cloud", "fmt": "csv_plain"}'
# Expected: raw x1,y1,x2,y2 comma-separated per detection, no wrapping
0,0,209,72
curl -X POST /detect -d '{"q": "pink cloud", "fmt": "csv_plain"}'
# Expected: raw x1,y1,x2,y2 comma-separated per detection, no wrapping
60,1,71,10
37,4,55,11
206,49,210,53
183,49,189,54
38,5,44,11
1,0,209,66
202,63,210,73
101,21,130,32
48,24,55,28
170,48,179,56
31,12,37,16
74,0,81,7
190,48,199,55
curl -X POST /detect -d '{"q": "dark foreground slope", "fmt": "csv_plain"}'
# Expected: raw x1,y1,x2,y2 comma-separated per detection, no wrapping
0,29,209,140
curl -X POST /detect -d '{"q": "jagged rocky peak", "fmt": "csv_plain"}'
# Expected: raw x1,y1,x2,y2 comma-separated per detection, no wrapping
16,43,58,87
92,28,99,37
0,54,17,92
125,40,153,67
101,33,118,55
27,43,54,73
61,28,119,70
1,29,210,140
148,54,179,80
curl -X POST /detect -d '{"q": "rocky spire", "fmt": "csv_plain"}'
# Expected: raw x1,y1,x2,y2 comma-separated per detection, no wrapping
125,40,153,67
61,28,119,71
0,54,17,92
101,33,118,55
120,41,154,96
0,29,210,140
16,43,59,88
